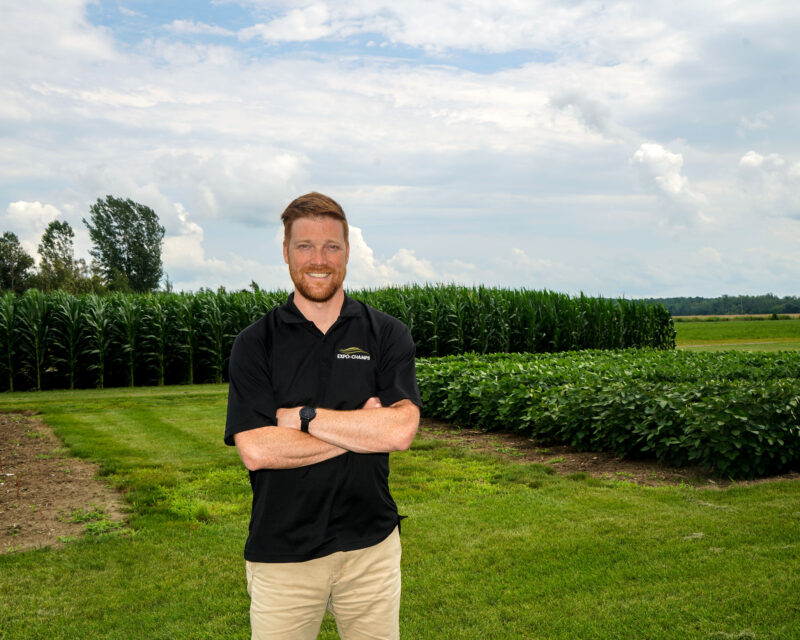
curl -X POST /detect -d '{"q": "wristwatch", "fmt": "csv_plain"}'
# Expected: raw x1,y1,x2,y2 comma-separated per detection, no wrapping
299,406,316,433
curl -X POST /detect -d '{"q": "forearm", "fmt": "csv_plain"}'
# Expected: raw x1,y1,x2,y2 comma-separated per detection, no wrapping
279,399,420,454
234,426,347,471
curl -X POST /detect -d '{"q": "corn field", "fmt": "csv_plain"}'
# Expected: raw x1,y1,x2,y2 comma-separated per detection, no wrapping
0,285,674,391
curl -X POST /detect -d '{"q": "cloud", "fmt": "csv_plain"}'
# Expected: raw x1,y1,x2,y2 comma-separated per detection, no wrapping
549,90,611,134
119,7,145,19
0,0,117,66
489,247,598,292
696,246,722,265
161,203,278,290
738,150,800,218
240,4,334,42
346,226,437,288
151,148,310,225
228,0,703,70
630,143,709,227
737,111,774,137
166,20,235,37
2,201,61,258
4,1,800,299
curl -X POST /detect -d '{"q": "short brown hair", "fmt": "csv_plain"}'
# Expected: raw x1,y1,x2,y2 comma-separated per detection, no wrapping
280,192,348,244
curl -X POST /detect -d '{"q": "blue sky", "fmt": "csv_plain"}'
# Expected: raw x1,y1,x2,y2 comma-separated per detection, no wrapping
2,1,799,296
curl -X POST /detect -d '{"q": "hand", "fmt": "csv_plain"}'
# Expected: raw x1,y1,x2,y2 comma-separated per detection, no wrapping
276,407,301,430
362,397,382,410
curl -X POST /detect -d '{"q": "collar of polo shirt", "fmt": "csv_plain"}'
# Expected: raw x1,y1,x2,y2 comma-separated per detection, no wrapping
277,292,362,324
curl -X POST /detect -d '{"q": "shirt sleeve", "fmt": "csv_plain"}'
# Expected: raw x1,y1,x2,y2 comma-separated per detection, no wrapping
224,325,278,446
376,319,423,409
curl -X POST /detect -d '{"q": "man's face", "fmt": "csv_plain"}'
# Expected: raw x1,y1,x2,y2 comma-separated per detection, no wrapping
283,216,349,303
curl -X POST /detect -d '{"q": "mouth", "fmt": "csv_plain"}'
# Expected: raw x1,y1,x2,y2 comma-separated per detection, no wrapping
305,271,331,280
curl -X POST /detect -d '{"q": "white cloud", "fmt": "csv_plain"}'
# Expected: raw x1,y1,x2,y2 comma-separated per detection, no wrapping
631,143,709,227
696,246,722,265
2,201,61,258
166,20,235,37
738,150,800,218
550,90,611,134
346,226,437,288
151,148,309,223
234,1,681,63
737,111,774,137
3,1,800,297
4,201,60,230
119,7,145,19
161,203,276,290
490,247,597,292
0,0,117,67
240,4,334,42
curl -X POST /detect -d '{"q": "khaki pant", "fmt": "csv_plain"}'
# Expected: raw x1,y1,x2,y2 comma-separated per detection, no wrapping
246,527,402,640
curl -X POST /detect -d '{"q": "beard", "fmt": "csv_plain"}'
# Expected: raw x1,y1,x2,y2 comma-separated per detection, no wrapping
288,261,346,303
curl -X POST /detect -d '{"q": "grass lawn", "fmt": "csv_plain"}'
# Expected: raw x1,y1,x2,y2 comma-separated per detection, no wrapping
1,385,799,639
676,318,800,351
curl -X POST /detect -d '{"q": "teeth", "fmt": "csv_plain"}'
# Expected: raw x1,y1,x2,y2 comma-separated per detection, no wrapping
307,272,329,278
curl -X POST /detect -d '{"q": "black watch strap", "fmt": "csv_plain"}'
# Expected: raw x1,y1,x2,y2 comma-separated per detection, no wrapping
299,406,316,433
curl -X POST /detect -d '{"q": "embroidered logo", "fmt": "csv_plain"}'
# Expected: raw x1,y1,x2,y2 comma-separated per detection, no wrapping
337,346,371,360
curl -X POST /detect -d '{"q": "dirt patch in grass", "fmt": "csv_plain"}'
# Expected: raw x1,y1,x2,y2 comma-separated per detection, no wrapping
0,413,126,554
418,418,800,488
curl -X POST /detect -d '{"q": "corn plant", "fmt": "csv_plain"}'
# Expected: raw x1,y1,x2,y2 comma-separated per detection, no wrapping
83,293,113,389
16,289,51,391
140,294,171,386
0,292,18,391
49,291,84,390
172,293,199,385
111,293,142,387
196,292,228,384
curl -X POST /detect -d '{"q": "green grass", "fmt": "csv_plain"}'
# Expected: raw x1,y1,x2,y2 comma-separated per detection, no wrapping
1,385,799,639
676,318,800,350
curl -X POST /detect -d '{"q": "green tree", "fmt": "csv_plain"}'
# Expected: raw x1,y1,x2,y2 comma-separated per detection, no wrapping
83,196,166,293
0,232,35,293
37,220,93,292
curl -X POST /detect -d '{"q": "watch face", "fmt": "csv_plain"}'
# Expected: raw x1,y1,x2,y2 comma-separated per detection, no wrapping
300,406,316,421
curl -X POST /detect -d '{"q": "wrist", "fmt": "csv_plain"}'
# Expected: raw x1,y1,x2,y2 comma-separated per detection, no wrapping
299,406,317,433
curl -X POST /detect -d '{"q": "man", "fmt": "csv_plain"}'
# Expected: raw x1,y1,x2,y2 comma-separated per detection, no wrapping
225,192,422,640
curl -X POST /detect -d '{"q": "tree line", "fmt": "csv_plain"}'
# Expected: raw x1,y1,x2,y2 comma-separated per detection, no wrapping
642,295,800,316
0,196,165,295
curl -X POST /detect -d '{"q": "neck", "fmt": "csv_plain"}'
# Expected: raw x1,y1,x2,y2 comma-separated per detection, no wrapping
293,288,345,334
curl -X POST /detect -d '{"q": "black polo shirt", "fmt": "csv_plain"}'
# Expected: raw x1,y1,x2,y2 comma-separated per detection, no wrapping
225,293,422,563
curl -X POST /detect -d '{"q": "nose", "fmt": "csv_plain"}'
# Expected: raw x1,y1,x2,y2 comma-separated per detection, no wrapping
310,245,327,263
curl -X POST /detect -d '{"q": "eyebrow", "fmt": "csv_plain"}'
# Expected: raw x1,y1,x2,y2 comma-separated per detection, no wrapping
293,238,343,244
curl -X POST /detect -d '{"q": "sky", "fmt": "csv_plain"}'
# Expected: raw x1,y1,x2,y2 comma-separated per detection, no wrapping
2,0,799,297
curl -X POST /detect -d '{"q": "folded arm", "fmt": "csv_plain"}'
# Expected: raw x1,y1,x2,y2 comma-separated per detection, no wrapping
277,397,420,455
234,427,348,471
235,397,420,471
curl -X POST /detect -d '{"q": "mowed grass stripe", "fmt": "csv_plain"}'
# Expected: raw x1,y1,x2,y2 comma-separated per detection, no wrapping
44,402,233,472
1,385,232,472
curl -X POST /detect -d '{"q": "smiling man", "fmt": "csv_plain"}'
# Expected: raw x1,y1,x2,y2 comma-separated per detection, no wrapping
225,192,422,640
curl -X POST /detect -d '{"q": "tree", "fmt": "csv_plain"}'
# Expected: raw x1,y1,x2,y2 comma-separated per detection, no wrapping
37,220,89,292
83,196,166,293
0,232,35,293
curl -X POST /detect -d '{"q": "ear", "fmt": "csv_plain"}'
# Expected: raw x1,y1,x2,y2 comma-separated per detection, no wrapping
283,240,289,265
345,242,350,265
